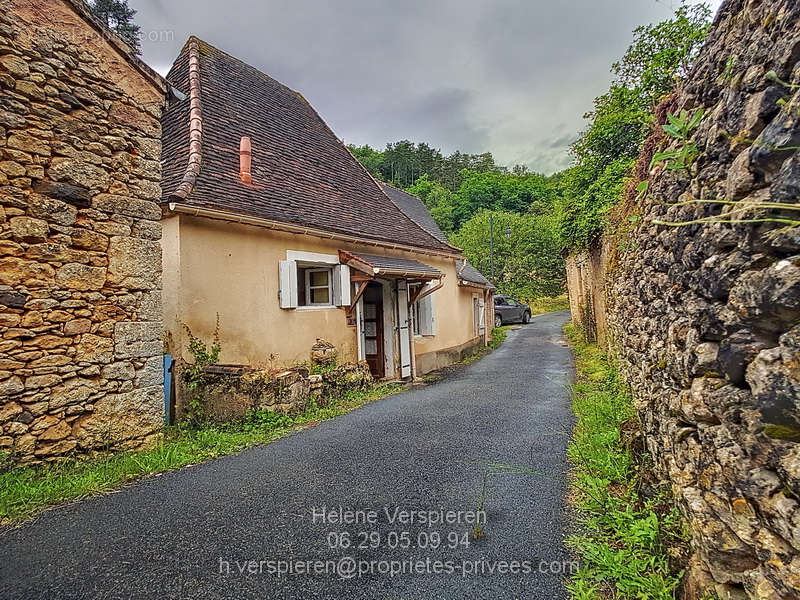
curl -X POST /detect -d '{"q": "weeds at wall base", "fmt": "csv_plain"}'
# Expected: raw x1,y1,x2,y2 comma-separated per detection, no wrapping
564,322,688,600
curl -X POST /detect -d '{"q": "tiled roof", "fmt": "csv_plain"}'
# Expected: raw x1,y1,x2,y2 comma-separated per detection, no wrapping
456,259,495,289
380,183,450,245
342,251,442,278
161,38,456,253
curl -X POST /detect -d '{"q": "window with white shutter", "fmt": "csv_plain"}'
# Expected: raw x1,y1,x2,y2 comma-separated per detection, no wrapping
279,255,349,309
279,260,298,308
418,292,436,336
410,282,437,336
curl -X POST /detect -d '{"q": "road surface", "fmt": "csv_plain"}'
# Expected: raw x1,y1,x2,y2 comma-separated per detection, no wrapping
1,310,574,600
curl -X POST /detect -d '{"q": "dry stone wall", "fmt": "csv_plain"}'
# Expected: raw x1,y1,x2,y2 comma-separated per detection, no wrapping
0,0,166,463
567,1,800,598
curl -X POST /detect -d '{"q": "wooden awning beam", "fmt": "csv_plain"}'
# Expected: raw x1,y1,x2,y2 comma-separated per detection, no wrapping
338,249,376,276
409,277,444,305
347,280,369,315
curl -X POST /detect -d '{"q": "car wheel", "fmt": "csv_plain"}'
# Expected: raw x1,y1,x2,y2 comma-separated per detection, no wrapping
522,311,531,324
494,314,502,328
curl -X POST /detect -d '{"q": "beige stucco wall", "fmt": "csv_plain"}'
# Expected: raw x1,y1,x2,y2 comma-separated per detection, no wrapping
163,215,482,373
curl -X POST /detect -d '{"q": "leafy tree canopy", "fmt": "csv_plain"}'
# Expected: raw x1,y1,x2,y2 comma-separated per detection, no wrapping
452,210,564,300
90,0,142,54
558,3,711,250
347,140,503,191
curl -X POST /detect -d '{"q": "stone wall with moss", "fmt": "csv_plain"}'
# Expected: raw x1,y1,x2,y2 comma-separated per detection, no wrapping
568,1,800,598
0,1,166,463
199,362,373,422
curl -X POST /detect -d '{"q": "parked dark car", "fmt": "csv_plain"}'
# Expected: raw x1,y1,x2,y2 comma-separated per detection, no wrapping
493,295,531,327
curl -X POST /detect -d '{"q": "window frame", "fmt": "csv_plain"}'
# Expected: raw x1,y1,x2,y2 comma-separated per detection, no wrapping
304,267,334,307
409,283,421,336
410,283,438,337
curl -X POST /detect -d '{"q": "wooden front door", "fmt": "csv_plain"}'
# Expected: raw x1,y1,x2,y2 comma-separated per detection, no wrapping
362,282,384,378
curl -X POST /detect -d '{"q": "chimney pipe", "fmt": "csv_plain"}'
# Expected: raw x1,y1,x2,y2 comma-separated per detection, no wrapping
239,136,252,184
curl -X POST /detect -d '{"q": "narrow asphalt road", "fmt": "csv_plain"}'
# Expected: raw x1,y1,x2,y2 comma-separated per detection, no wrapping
1,310,574,600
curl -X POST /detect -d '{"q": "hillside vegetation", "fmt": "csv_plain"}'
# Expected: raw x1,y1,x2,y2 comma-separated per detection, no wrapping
350,4,711,301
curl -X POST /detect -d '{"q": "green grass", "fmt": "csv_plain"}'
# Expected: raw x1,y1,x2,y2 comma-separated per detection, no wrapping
0,383,404,524
0,326,514,525
527,294,570,316
565,323,686,600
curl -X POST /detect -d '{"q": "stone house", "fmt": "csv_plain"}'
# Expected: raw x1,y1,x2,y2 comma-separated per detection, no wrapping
160,38,494,413
0,0,168,462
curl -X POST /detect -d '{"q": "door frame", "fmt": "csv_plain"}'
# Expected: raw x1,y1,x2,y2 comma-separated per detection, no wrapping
360,281,386,379
355,277,413,380
396,279,412,379
380,279,395,377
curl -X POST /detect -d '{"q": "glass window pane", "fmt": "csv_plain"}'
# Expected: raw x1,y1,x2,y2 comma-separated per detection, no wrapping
364,322,376,336
310,270,329,287
364,304,376,319
311,287,330,304
365,339,377,354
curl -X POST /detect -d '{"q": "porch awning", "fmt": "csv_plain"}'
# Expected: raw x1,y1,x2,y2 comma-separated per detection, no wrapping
339,250,442,280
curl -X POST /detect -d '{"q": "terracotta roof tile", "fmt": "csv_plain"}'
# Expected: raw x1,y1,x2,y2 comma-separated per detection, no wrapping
161,38,456,253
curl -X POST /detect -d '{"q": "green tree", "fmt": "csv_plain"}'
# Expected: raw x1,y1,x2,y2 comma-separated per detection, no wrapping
559,3,711,250
348,144,385,181
349,140,505,192
90,0,142,54
557,159,635,248
612,3,711,105
406,174,457,234
452,210,564,300
453,170,558,230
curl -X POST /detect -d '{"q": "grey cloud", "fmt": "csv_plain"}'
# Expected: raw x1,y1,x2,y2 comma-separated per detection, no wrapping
129,0,722,174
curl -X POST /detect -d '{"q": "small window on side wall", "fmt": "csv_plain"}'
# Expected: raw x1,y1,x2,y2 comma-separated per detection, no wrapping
278,260,350,309
411,283,436,336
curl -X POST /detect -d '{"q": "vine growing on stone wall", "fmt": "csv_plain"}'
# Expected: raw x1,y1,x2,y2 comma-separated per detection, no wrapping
649,108,704,173
183,315,222,424
644,85,800,230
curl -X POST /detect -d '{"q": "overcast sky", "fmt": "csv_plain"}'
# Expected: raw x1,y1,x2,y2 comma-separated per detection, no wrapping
130,0,723,174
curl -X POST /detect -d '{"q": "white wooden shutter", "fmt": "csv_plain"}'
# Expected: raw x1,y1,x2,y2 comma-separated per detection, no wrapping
278,260,298,308
479,297,486,334
418,288,437,336
397,280,411,378
332,264,351,306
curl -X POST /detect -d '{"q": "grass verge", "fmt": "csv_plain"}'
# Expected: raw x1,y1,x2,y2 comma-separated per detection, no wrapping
0,383,404,524
528,294,570,316
564,323,686,599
